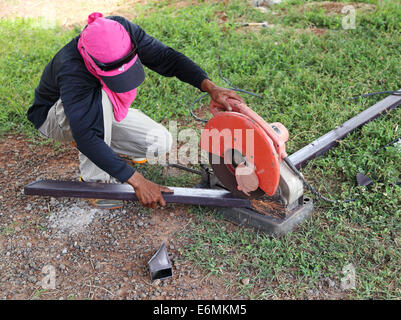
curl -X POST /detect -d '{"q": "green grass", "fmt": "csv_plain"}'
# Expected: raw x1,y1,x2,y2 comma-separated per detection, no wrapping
1,0,400,299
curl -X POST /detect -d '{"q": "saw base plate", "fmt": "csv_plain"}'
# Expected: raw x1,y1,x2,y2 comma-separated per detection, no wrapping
218,197,314,238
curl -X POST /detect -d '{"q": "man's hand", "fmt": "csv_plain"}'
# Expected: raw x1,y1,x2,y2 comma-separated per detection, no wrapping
201,79,243,111
127,171,173,209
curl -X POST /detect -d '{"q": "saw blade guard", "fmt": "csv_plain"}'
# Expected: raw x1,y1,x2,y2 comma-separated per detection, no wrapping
209,98,289,160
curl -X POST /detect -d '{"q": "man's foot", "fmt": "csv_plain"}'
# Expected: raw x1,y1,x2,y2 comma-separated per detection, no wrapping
86,198,124,209
131,157,147,165
79,177,123,209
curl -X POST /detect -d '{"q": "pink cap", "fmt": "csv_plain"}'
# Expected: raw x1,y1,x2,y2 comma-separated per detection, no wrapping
77,12,144,123
80,12,131,63
78,12,145,94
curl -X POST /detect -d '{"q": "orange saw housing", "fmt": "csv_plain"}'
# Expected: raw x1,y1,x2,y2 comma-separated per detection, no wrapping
200,98,289,197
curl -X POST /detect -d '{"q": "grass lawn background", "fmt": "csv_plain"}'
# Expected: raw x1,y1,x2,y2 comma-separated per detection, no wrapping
0,0,400,299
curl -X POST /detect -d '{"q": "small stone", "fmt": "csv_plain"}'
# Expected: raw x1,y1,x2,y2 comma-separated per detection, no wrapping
117,288,127,297
256,6,269,13
327,279,336,288
241,278,250,285
152,279,161,286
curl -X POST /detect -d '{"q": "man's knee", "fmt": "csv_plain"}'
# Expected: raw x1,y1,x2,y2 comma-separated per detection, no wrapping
37,100,74,142
156,127,173,155
145,125,173,158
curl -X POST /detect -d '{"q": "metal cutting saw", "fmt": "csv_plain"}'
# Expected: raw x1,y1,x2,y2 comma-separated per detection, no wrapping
201,97,304,205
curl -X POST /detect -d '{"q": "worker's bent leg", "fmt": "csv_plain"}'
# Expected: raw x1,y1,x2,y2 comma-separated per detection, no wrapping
38,90,172,182
38,90,114,183
110,108,173,163
37,99,74,142
79,90,114,183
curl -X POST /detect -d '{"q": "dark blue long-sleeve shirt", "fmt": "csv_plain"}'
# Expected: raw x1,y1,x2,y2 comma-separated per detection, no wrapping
27,16,209,183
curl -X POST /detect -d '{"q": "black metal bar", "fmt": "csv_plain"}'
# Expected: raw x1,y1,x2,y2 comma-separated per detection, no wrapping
24,180,251,208
288,91,401,169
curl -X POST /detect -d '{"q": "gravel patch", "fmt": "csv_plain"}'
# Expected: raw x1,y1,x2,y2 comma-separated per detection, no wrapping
47,199,103,237
0,134,239,300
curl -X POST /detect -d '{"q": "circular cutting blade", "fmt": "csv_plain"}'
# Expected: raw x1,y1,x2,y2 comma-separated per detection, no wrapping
209,152,266,199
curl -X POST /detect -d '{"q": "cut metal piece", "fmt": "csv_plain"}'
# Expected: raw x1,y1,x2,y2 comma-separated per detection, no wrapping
147,243,173,282
24,180,252,208
356,173,374,187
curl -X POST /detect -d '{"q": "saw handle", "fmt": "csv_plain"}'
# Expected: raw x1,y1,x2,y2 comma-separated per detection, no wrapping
210,98,289,160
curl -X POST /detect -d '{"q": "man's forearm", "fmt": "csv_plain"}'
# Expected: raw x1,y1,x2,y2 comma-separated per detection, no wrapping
201,78,218,94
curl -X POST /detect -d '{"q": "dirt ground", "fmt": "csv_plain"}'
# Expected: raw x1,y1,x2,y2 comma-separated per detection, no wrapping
301,1,376,14
0,134,241,300
0,0,220,28
0,0,150,27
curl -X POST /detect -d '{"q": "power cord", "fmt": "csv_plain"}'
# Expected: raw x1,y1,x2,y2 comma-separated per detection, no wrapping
349,90,401,100
358,137,401,186
285,136,401,203
283,157,355,203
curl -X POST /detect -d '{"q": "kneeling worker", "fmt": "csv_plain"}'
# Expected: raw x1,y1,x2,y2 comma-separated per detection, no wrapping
27,13,242,209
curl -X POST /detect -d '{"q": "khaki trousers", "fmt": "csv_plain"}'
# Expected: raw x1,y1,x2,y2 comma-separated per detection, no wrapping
38,90,172,182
